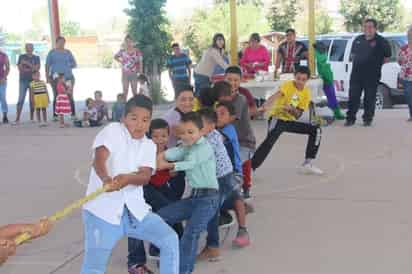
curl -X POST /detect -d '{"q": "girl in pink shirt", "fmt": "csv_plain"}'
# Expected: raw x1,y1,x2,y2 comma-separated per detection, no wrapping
240,33,270,75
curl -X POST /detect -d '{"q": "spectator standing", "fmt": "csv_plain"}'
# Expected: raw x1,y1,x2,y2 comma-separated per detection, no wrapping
167,43,192,98
45,36,77,119
0,49,10,124
275,29,308,74
114,35,143,100
14,43,40,124
345,19,391,127
397,25,412,122
194,33,228,96
240,33,270,75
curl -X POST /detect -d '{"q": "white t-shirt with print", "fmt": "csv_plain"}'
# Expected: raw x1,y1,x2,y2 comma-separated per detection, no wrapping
83,123,156,225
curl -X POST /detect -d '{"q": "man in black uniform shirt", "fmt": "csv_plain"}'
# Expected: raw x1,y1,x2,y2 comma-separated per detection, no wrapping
345,19,391,127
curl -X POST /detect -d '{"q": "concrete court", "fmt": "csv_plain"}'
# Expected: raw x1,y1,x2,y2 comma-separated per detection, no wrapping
1,108,412,274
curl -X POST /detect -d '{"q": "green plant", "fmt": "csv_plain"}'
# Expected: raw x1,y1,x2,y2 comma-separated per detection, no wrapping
340,0,401,32
125,0,172,85
182,3,270,61
100,49,114,68
150,79,167,105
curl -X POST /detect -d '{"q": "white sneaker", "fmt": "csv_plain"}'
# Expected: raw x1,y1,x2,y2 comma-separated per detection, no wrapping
300,163,324,175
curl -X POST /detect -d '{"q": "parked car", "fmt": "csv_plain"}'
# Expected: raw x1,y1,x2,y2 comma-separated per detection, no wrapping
299,33,408,109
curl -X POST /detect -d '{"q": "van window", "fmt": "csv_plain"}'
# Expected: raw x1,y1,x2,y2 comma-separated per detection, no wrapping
330,40,347,62
318,39,332,55
387,39,399,62
387,36,406,62
393,36,407,47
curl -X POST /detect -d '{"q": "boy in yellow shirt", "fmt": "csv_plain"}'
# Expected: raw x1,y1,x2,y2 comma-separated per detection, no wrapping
252,66,323,175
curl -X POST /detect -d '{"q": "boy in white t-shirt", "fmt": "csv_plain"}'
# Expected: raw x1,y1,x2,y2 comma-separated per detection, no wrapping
80,95,179,274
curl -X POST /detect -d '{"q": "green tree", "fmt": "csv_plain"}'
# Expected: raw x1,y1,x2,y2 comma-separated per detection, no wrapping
182,3,270,61
61,21,82,37
315,11,334,34
339,0,401,32
125,0,172,103
214,0,263,6
267,0,299,32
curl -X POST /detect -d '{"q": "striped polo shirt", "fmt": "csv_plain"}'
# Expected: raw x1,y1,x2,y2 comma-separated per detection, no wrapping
166,53,192,80
30,80,48,95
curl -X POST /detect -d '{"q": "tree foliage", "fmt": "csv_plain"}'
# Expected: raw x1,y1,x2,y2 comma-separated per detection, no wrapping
182,3,270,61
214,0,263,6
339,0,402,32
61,21,82,37
125,0,172,80
315,10,334,34
266,0,300,32
125,0,172,103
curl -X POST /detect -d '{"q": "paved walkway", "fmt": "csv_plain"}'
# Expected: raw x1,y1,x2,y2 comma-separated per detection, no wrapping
1,109,412,274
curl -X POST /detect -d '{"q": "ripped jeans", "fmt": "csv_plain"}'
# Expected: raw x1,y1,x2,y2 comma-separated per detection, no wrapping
80,208,179,274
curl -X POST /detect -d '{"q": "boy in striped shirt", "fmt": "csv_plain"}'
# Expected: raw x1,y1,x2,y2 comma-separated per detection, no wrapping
30,71,49,127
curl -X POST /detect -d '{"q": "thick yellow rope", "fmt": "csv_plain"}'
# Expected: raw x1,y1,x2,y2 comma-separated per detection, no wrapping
14,185,109,246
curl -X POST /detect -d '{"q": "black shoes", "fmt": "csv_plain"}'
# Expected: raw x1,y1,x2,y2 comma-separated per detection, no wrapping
363,120,372,127
344,120,373,127
344,120,355,127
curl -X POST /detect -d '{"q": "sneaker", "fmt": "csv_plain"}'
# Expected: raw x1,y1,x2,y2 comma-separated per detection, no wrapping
233,228,250,248
344,120,355,127
333,108,346,120
39,122,48,128
2,116,8,124
363,120,372,127
197,247,220,262
244,201,255,214
11,121,20,126
128,264,154,274
219,211,234,228
300,163,324,175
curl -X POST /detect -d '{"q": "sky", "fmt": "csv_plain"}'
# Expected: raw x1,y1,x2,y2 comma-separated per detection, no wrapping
1,0,411,33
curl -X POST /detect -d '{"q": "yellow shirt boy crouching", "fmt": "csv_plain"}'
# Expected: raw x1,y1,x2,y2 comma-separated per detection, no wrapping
269,80,311,121
253,66,324,175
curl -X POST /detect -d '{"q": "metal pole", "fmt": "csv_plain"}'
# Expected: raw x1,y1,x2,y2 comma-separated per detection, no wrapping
48,0,61,48
308,0,316,75
229,0,238,65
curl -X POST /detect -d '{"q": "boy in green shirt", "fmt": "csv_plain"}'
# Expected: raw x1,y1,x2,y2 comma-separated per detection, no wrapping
157,112,219,274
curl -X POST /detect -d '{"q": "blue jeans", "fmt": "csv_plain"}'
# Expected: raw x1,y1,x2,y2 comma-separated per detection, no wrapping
206,173,237,248
193,73,210,97
157,190,219,274
80,208,179,274
17,78,33,110
402,80,412,118
128,175,185,267
0,81,8,113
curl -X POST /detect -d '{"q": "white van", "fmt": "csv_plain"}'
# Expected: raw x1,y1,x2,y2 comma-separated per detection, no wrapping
300,33,408,109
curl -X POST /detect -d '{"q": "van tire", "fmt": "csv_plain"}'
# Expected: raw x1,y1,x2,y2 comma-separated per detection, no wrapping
377,84,392,109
